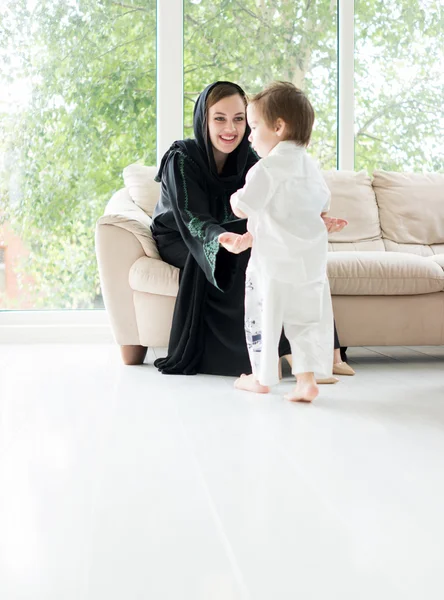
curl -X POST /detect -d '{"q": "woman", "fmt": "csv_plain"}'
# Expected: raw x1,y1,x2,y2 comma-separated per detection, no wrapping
151,81,353,377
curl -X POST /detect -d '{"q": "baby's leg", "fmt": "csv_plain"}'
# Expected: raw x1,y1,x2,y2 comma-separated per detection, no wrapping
285,372,319,403
284,283,334,383
235,266,284,392
235,264,269,393
256,276,283,386
283,303,333,403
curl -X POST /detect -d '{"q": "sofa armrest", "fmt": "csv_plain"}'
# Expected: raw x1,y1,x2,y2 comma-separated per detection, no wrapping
95,188,161,346
95,223,143,345
97,188,160,259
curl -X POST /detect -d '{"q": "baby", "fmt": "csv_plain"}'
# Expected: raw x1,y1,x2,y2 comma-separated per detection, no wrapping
220,82,347,402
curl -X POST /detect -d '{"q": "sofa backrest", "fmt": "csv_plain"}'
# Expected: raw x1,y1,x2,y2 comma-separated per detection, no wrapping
121,163,444,255
123,164,160,216
322,169,384,251
373,170,444,256
323,169,444,255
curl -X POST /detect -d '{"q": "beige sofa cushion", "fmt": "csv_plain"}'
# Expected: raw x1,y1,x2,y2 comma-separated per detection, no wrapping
329,240,386,252
427,254,444,270
129,256,179,297
373,170,444,245
382,240,444,257
322,170,382,243
123,164,160,216
130,252,444,299
327,251,444,295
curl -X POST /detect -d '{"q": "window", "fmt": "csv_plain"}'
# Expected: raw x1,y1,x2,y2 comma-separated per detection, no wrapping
184,0,337,168
1,0,443,315
354,0,444,172
0,0,156,309
0,246,5,294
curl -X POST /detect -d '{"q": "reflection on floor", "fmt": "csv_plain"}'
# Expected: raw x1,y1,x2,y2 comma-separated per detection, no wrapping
0,344,443,600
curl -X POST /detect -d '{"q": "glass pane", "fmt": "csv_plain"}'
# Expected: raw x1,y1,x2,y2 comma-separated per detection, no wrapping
184,0,337,168
355,0,444,172
0,0,156,309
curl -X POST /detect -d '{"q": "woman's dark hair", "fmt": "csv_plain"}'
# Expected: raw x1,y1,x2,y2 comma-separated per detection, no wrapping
203,83,248,144
206,82,248,112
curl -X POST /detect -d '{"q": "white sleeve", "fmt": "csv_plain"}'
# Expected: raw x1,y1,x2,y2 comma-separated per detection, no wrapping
308,156,331,213
230,162,275,216
321,185,331,213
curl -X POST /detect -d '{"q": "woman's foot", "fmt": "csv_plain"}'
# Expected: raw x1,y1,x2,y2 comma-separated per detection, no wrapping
316,376,339,384
333,347,342,364
280,354,292,376
285,373,319,403
333,361,355,376
333,348,355,375
278,356,289,380
234,374,269,394
280,355,339,384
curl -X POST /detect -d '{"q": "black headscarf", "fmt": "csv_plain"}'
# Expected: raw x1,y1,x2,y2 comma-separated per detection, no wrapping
155,81,253,195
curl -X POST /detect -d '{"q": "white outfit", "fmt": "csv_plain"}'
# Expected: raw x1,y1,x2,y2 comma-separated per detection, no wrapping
231,141,334,386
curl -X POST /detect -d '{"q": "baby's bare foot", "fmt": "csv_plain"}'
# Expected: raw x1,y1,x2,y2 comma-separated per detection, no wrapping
234,374,269,394
285,381,319,403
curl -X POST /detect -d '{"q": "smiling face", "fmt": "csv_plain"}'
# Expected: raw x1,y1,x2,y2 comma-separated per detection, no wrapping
207,94,247,167
247,102,283,158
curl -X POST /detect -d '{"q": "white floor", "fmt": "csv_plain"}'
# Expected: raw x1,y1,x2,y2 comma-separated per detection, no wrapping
1,344,444,600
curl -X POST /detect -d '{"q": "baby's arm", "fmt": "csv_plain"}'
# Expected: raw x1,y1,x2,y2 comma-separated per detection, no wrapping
230,162,274,218
321,214,348,233
320,186,348,232
231,204,248,219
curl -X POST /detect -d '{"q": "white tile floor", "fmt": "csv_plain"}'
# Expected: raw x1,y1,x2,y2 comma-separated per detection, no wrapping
0,344,444,600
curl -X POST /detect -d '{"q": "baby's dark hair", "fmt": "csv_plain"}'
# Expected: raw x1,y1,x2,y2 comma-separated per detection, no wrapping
250,81,315,146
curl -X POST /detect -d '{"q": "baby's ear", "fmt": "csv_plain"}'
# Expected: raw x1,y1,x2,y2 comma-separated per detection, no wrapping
275,118,286,137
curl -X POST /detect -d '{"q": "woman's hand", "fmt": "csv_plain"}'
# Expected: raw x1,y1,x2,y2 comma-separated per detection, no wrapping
219,232,253,254
321,214,349,233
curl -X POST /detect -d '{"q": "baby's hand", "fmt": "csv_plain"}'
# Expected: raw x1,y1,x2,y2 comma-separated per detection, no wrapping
219,232,252,254
321,215,349,233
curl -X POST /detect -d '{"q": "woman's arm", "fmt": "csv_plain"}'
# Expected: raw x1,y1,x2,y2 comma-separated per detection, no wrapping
163,151,242,290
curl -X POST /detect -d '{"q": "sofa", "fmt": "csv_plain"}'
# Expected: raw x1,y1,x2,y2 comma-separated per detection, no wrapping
95,166,444,360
